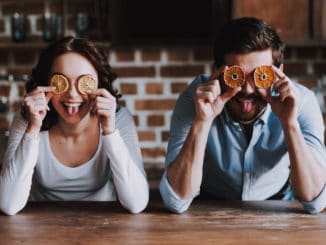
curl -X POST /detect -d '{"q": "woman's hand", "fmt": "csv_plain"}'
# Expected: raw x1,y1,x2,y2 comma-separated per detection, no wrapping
88,89,117,135
23,86,55,136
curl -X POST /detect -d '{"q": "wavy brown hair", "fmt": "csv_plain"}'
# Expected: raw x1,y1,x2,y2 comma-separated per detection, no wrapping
23,36,119,130
213,17,285,68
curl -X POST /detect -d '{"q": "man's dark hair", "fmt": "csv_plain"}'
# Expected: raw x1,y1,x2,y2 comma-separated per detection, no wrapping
213,17,285,68
24,36,119,130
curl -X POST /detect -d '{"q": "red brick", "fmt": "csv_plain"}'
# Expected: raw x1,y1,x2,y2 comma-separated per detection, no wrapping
283,63,307,76
117,99,126,107
193,47,213,61
0,50,9,66
133,115,139,126
141,147,166,158
114,49,135,62
161,131,169,142
313,63,326,75
118,99,126,107
147,115,165,126
161,65,204,77
113,66,155,77
138,130,156,141
120,83,137,94
13,50,37,65
167,48,191,61
145,83,163,94
0,117,10,130
146,165,164,184
295,47,318,59
141,49,161,62
171,82,188,93
0,86,10,97
135,99,176,110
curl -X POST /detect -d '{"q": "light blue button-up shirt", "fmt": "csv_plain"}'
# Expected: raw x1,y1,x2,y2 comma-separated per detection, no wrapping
160,74,326,214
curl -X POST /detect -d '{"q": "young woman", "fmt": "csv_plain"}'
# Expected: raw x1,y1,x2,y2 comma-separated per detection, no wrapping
0,37,149,215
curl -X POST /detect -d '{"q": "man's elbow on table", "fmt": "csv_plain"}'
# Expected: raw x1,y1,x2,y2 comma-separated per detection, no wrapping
301,185,326,214
159,179,192,214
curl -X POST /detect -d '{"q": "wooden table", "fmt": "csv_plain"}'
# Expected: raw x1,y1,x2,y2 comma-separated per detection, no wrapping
0,193,325,244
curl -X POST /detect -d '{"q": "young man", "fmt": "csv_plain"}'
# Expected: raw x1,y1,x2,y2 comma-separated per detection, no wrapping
159,17,326,213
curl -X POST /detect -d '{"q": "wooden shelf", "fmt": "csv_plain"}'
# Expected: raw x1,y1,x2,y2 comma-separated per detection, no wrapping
0,41,110,49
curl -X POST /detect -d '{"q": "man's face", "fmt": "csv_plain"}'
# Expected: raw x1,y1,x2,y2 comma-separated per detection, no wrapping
222,48,273,124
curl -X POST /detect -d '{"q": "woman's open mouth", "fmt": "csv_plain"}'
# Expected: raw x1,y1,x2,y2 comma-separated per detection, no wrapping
62,102,84,116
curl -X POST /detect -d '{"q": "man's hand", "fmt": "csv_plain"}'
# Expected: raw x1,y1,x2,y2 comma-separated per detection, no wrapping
267,66,299,127
88,89,117,135
195,66,241,122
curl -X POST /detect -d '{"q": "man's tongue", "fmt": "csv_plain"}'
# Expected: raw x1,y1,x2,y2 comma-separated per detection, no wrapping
240,100,254,113
66,106,80,116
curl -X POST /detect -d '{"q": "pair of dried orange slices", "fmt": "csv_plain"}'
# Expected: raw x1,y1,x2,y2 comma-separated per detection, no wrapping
223,65,275,89
50,74,96,95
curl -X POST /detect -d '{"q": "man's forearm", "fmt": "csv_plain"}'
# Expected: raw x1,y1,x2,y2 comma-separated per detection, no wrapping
283,121,326,201
167,119,212,199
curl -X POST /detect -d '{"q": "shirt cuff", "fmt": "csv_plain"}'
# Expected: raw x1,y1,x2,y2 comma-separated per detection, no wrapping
159,171,194,213
301,184,326,214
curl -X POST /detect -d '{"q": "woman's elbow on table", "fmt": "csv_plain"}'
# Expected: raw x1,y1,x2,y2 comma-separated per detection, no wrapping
124,192,149,214
0,202,22,216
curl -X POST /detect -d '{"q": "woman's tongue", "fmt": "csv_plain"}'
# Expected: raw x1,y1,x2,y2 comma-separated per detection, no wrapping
64,103,81,116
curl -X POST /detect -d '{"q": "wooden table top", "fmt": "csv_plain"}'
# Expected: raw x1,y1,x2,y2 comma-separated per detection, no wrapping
0,193,325,245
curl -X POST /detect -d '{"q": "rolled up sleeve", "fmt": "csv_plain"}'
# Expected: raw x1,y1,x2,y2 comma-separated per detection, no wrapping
159,171,195,214
301,184,326,214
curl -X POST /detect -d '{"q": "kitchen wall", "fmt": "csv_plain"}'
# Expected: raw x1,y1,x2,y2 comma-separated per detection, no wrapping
0,1,326,182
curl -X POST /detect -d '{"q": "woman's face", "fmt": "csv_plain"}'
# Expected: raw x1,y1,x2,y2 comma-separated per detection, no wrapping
49,52,98,125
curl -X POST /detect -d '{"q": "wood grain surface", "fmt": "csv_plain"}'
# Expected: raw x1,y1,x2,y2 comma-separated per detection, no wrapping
0,193,325,245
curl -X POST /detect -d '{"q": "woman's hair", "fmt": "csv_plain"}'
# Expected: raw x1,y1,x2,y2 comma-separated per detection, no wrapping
24,36,119,130
213,17,285,68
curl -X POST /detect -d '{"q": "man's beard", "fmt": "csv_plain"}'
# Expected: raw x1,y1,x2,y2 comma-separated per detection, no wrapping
226,92,267,124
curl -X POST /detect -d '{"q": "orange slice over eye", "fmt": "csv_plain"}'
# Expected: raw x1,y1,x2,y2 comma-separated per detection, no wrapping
223,65,245,88
50,74,69,94
254,65,275,88
78,75,96,94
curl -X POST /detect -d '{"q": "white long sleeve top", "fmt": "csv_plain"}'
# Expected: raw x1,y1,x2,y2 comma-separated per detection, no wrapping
0,107,149,215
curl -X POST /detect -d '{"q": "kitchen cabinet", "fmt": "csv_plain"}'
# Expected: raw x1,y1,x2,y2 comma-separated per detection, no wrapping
233,0,326,44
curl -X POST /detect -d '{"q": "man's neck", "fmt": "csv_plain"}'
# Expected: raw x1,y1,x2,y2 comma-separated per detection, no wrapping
241,123,253,144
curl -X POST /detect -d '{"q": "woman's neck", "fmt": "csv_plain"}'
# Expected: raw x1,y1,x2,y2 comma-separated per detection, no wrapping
52,115,99,139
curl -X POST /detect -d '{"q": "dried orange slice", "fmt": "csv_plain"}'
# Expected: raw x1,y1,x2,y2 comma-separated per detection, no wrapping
77,75,96,94
50,74,69,94
223,65,245,88
254,65,275,88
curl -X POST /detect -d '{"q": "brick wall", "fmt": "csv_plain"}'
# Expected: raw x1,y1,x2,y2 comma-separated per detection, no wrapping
0,1,326,174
